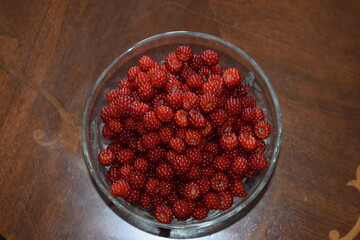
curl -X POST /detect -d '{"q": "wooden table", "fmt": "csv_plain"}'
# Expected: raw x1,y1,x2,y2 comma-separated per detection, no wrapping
1,1,359,239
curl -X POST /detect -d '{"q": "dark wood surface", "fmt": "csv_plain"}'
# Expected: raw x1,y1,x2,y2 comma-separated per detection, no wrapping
1,1,359,239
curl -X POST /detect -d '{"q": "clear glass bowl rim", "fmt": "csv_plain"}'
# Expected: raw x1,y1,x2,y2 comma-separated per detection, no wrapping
82,31,282,230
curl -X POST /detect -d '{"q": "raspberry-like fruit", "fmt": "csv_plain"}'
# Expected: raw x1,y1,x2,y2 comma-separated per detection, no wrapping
99,149,115,166
134,157,149,173
210,109,227,127
155,105,174,123
166,90,183,109
159,126,174,144
108,119,123,133
174,110,189,128
201,50,219,66
130,101,150,119
165,53,183,72
155,205,173,224
231,180,247,197
232,157,249,175
199,93,217,114
117,149,135,164
220,132,238,150
185,129,202,146
225,97,242,116
238,132,256,152
169,138,186,153
148,68,167,89
172,199,190,219
175,46,193,62
156,163,174,180
202,81,223,96
204,192,220,209
143,111,162,131
210,172,230,192
139,55,155,71
223,68,242,88
214,155,231,171
110,179,131,198
249,153,268,170
130,171,146,189
186,74,203,88
192,207,209,220
106,89,119,104
254,121,271,140
172,155,191,174
183,91,199,111
182,181,201,200
253,107,265,122
219,191,234,210
241,107,255,122
137,83,155,101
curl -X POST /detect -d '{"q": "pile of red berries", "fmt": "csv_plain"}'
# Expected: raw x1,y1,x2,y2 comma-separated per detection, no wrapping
99,46,271,224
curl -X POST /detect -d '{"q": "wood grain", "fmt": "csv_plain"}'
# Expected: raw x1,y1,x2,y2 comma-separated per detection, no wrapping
0,0,359,239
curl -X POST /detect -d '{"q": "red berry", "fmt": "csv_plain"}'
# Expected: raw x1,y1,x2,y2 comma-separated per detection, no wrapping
189,54,204,70
199,93,217,114
108,119,123,133
141,132,160,150
185,164,202,180
253,108,265,122
219,191,234,210
201,50,219,66
106,89,119,104
176,46,193,62
201,120,213,137
123,117,137,131
231,180,247,197
110,179,131,198
204,192,220,209
223,68,242,88
210,172,229,192
159,126,174,144
172,199,191,219
166,78,182,92
155,205,173,224
169,138,186,153
117,149,135,165
127,66,141,82
148,68,167,89
172,155,191,174
156,163,174,180
240,96,256,108
239,83,250,96
130,101,150,119
130,171,146,189
183,91,199,111
185,129,202,147
155,105,174,123
205,142,219,155
254,121,271,139
249,153,268,170
145,178,160,196
99,149,115,166
202,81,223,96
198,177,211,194
166,90,183,109
119,164,134,181
106,164,121,183
143,111,162,131
225,97,242,116
147,146,166,164
238,132,256,152
134,157,149,173
174,110,189,128
185,147,203,165
126,189,141,204
220,132,238,150
139,55,155,71
254,139,266,153
180,66,196,81
211,64,223,75
210,109,227,127
186,74,203,88
137,83,154,101
100,107,112,123
182,181,201,200
239,124,254,136
159,181,174,197
139,194,153,209
134,72,150,88
192,207,209,220
214,155,231,171
165,53,183,72
241,108,255,122
232,157,249,175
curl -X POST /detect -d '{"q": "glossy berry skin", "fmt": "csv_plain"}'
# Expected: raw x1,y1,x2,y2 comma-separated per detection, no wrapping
238,132,257,152
201,50,219,66
175,46,193,62
99,149,115,166
249,153,268,171
223,68,242,88
155,205,174,223
204,192,220,209
254,121,271,139
110,179,131,198
232,157,249,175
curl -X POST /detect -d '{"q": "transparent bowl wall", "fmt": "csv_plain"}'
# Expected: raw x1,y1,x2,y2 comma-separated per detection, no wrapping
82,31,282,238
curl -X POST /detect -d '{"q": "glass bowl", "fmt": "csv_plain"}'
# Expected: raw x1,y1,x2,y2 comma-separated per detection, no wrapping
82,31,282,238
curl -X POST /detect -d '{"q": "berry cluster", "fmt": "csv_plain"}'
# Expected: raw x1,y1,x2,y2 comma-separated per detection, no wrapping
99,46,271,224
